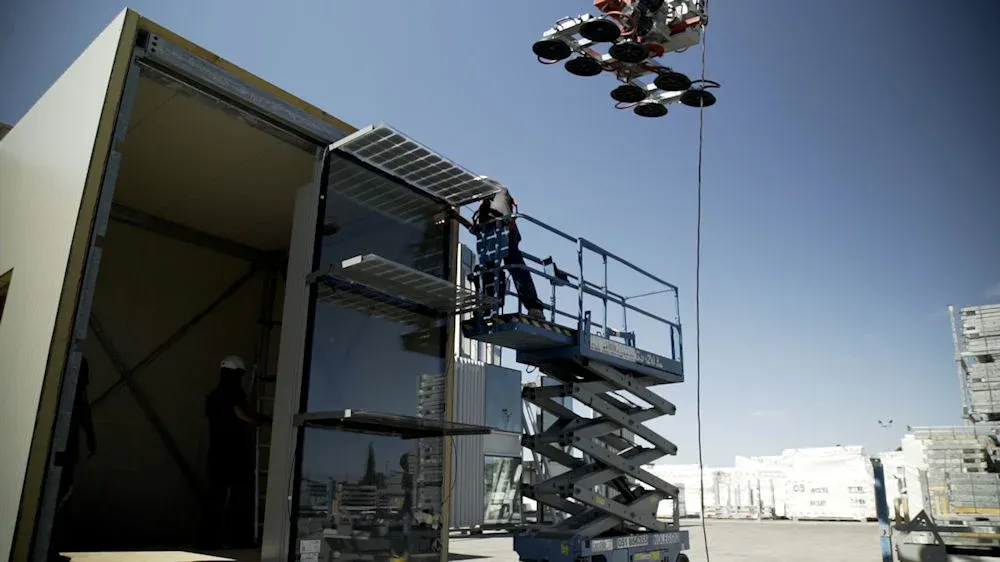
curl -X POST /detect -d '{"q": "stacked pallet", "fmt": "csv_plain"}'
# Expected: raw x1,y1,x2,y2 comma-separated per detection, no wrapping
905,426,1000,535
962,304,1000,356
962,305,1000,419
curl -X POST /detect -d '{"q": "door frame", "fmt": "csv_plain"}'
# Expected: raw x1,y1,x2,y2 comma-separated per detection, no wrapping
14,16,142,560
260,148,328,562
20,17,357,560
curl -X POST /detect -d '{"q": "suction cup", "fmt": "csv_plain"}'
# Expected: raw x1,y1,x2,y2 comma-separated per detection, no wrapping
680,89,717,108
532,39,571,61
609,41,648,63
634,102,668,118
653,71,692,91
580,19,621,43
611,84,646,103
565,56,603,77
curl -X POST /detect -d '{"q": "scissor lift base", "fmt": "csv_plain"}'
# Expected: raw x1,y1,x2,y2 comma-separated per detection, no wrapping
514,531,690,562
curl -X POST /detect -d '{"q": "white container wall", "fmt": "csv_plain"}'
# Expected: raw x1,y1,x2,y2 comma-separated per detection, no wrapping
656,484,686,519
877,450,906,518
647,445,879,520
781,447,875,521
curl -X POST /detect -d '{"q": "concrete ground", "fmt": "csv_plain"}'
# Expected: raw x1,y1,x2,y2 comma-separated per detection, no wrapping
451,519,886,562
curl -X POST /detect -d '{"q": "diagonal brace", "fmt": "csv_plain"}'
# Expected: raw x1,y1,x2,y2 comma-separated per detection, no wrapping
91,266,261,407
89,315,205,499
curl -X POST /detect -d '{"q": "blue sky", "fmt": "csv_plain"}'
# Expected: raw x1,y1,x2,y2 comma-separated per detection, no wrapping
3,0,999,467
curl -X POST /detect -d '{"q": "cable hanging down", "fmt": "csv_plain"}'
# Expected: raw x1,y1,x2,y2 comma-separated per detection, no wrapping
694,11,711,562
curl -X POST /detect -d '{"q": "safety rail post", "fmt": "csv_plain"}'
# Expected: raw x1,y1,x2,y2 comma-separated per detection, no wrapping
549,283,557,323
577,238,585,333
674,290,683,363
603,254,609,337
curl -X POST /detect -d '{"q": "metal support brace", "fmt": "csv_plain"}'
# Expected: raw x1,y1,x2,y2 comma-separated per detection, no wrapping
871,457,893,562
91,265,262,407
88,315,205,499
109,203,275,264
520,359,679,538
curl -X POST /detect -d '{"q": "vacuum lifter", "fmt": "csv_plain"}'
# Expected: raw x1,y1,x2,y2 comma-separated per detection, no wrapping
462,214,690,562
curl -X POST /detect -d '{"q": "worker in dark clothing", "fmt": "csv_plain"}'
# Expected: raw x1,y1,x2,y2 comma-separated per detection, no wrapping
440,185,545,319
60,356,98,506
49,356,97,561
204,355,269,549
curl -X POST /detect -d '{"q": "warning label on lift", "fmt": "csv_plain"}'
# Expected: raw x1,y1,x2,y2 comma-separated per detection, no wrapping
589,532,684,554
587,334,671,371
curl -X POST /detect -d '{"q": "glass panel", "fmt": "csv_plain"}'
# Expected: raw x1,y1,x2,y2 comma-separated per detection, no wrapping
483,456,522,526
296,429,444,561
292,179,451,561
484,366,521,432
307,188,447,416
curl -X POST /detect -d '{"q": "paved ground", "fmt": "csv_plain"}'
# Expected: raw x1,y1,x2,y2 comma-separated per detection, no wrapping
451,519,885,562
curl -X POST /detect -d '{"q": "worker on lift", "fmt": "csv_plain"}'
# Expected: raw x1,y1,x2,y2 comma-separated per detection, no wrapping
441,185,546,320
203,355,270,549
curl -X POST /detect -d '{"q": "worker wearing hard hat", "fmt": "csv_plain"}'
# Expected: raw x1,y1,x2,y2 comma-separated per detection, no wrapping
203,355,270,548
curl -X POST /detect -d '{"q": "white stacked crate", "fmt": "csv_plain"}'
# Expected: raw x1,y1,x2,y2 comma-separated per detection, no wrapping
962,304,1000,355
904,425,1000,547
781,447,875,521
960,304,1000,419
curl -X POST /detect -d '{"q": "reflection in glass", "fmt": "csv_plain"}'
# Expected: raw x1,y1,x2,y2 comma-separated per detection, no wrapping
296,430,444,561
292,181,452,561
483,456,522,526
484,365,521,432
306,190,448,416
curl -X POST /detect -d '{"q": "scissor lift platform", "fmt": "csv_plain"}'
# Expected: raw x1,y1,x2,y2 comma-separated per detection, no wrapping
462,313,683,385
464,314,688,562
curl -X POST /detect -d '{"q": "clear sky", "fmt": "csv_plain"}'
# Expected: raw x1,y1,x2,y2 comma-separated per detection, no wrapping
2,0,999,467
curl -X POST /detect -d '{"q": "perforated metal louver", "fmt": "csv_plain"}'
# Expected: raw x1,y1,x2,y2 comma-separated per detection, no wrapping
330,124,504,208
338,254,493,314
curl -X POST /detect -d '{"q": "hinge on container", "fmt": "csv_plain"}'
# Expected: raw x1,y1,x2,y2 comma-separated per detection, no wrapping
135,30,150,49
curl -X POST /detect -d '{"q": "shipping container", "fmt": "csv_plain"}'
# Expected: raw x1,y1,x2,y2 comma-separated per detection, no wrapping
0,9,502,562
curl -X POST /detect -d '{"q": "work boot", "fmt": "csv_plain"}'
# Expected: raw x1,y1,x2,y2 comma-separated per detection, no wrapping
528,308,545,320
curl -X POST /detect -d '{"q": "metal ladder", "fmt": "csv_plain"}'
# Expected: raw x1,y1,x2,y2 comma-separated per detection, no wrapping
461,213,689,562
252,271,280,544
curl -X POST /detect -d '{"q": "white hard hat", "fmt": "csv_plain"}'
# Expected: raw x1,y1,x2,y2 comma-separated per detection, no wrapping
221,355,246,371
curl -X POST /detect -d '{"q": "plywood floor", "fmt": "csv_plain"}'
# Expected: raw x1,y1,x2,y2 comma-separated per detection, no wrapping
62,550,259,562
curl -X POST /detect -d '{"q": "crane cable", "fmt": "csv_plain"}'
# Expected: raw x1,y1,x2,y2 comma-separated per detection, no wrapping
694,5,711,562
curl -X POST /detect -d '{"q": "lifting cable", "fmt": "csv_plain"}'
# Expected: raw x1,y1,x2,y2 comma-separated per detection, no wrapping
694,3,712,560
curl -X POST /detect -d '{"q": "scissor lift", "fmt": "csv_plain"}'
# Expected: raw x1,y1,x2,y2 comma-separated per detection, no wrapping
462,215,690,562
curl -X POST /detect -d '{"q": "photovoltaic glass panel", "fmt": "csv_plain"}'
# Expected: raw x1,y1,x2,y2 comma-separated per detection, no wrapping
327,154,441,225
314,276,431,326
337,254,493,314
330,124,504,208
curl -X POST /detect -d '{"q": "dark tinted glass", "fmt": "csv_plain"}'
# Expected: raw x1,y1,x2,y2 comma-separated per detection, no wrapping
292,185,451,561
